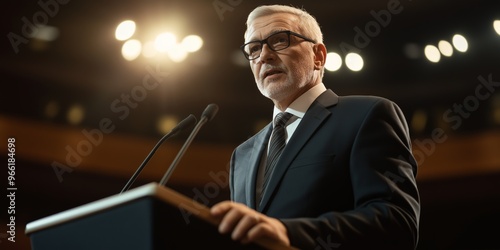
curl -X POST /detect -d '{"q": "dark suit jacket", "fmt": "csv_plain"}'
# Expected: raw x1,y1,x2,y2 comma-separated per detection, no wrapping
229,90,420,249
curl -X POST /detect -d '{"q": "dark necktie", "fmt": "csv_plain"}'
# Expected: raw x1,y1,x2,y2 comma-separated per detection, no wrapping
260,112,293,203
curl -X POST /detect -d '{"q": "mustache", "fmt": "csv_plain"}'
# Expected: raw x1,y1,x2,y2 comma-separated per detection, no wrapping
260,65,286,77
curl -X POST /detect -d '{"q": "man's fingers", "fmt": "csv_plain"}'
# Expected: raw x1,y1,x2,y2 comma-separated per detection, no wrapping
218,205,246,234
231,214,260,241
246,222,274,242
210,202,289,246
210,201,233,216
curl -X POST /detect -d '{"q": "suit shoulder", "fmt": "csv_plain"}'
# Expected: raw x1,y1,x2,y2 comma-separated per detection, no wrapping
338,95,395,106
334,95,405,121
235,123,270,149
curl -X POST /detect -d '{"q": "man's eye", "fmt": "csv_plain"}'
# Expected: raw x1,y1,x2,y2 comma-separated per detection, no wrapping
269,36,288,47
276,37,287,44
249,44,261,53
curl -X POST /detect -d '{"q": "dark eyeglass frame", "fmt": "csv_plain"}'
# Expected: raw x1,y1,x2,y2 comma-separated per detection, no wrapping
240,30,316,60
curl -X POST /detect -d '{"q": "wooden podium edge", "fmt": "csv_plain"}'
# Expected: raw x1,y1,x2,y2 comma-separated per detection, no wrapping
25,182,298,250
25,182,160,234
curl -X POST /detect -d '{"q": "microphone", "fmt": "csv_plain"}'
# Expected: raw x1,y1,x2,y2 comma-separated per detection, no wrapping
159,103,219,186
120,114,197,194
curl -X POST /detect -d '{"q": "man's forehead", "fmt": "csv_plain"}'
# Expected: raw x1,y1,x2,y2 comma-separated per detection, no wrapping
245,13,297,41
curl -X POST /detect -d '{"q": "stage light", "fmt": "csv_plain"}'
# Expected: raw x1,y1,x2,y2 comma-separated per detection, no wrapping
325,52,342,71
167,44,188,62
345,53,363,71
115,20,136,41
157,115,179,135
492,94,500,125
154,32,177,53
438,40,453,57
67,104,85,125
142,41,157,58
411,109,428,134
44,100,59,118
181,35,203,52
424,45,441,63
494,20,500,36
121,39,142,61
33,25,59,41
452,34,468,52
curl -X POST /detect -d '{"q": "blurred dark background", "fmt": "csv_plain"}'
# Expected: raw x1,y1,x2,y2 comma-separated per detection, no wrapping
1,0,499,249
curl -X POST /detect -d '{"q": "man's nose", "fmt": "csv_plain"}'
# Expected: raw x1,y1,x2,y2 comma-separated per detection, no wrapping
259,44,276,63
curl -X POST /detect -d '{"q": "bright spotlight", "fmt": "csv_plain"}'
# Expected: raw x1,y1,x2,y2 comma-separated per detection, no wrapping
438,40,453,57
142,41,157,58
181,35,203,52
155,32,177,53
494,20,500,36
121,39,142,61
424,45,441,63
115,20,136,41
168,44,188,62
452,34,468,52
345,53,363,71
325,52,342,71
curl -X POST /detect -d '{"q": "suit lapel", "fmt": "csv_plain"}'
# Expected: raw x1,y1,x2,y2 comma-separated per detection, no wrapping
246,124,272,210
258,90,339,212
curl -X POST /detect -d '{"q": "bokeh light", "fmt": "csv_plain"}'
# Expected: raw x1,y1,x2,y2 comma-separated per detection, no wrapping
115,20,136,41
168,44,188,62
181,35,203,52
155,32,177,53
438,40,454,57
452,34,468,52
67,104,85,125
494,20,500,35
121,39,142,61
157,115,179,134
345,53,363,71
141,41,157,58
424,45,441,63
325,52,342,71
44,101,59,119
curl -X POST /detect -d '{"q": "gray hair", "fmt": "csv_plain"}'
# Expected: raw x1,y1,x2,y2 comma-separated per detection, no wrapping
244,5,323,43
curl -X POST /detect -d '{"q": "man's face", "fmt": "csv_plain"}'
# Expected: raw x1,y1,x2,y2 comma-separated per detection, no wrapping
245,13,319,107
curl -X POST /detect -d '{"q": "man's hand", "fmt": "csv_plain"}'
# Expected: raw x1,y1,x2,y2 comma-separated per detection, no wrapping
210,201,290,246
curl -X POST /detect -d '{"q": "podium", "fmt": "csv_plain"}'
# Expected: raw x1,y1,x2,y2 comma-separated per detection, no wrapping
25,183,295,250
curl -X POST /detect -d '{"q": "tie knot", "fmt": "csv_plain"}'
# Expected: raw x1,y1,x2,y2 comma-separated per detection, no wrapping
274,112,293,127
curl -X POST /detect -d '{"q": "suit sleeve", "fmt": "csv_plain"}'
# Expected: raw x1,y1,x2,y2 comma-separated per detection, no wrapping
281,99,420,250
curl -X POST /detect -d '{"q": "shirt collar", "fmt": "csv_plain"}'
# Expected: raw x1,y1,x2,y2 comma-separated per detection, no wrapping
273,83,327,120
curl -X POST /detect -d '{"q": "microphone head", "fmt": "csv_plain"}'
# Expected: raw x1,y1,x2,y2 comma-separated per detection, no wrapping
201,103,219,122
171,114,197,133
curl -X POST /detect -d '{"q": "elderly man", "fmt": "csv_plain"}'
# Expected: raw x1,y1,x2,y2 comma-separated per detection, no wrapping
211,4,420,250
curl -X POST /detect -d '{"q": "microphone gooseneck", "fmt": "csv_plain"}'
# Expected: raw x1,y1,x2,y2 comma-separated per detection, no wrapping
159,103,219,186
120,114,197,194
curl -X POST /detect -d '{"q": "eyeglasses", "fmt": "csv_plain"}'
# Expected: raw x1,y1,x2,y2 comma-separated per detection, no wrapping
240,30,316,60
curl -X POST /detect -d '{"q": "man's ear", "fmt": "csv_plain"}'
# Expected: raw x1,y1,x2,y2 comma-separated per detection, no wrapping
313,43,327,70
